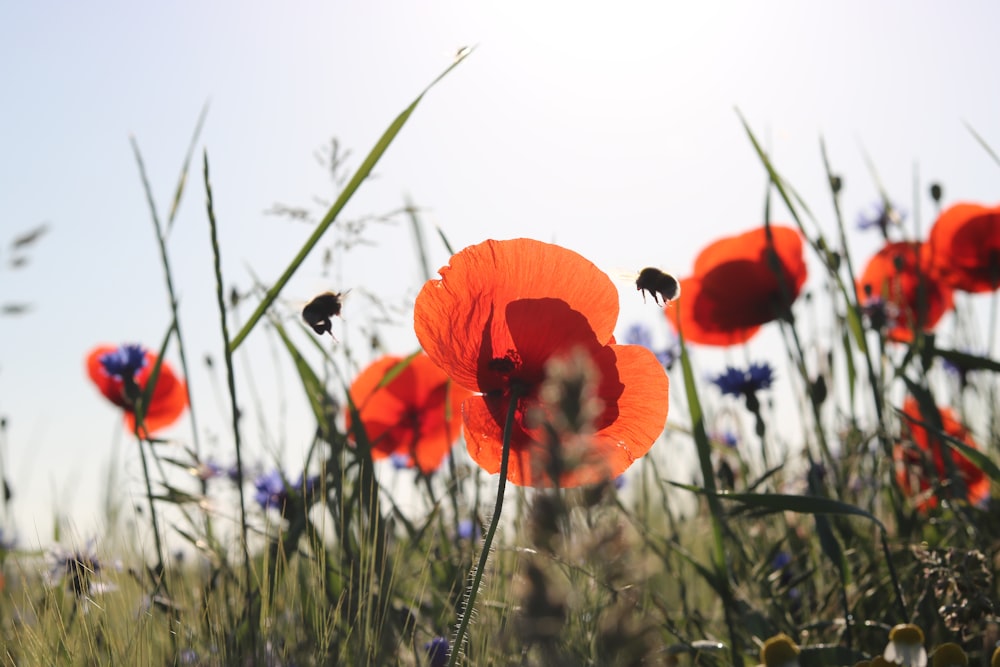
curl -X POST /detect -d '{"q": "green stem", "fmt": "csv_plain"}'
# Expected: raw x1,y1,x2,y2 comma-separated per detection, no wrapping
448,387,522,667
203,152,256,650
135,434,167,594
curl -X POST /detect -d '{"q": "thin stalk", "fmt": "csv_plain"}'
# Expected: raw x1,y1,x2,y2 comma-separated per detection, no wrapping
203,152,255,648
129,136,205,461
135,434,167,594
448,386,522,667
129,135,216,549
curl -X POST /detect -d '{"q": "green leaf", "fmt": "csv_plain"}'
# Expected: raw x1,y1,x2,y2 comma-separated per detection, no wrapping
934,346,1000,374
270,317,338,442
670,483,889,535
229,50,474,351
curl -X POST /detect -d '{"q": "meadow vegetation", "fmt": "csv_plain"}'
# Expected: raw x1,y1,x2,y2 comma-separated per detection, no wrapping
2,53,999,667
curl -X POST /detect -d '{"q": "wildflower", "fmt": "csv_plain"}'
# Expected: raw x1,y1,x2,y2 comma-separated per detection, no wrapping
930,643,967,667
883,623,927,667
47,539,118,600
924,202,1000,293
86,343,188,435
711,431,739,448
346,353,471,474
414,238,669,487
622,322,677,368
667,225,808,346
857,242,953,342
192,459,224,481
759,633,800,667
859,296,900,333
895,398,990,510
253,470,320,511
458,519,481,541
711,362,774,398
424,636,449,667
857,200,905,235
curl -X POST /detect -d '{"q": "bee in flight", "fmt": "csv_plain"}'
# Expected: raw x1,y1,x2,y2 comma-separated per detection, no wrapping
302,291,345,336
635,267,680,306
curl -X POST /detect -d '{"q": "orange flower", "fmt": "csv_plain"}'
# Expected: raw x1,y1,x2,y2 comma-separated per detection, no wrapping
895,397,990,510
925,202,1000,293
667,226,807,346
86,343,188,435
857,241,953,342
346,353,470,474
414,238,669,487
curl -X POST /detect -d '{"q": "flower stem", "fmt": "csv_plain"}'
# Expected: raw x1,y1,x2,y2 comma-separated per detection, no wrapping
448,388,521,667
135,434,167,595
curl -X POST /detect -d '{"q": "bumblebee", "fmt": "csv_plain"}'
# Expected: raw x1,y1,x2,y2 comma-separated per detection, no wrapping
302,291,344,336
635,267,680,305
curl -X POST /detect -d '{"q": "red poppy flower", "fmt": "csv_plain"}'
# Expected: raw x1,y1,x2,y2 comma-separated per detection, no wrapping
666,225,808,346
414,238,669,487
86,343,188,436
895,397,990,510
857,241,953,342
925,202,1000,293
346,353,471,474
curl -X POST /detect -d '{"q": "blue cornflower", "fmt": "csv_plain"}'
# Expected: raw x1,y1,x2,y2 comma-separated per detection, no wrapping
254,470,288,510
711,363,775,398
712,431,739,449
857,200,904,234
772,551,791,567
254,470,320,510
47,539,118,599
457,519,480,540
425,636,450,667
98,343,148,380
623,323,654,349
623,323,677,369
389,453,411,470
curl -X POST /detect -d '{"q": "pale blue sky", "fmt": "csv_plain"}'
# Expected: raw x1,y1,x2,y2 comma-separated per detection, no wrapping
2,2,999,546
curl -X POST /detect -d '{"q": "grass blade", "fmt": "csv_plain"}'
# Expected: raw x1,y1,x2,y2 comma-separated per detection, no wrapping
229,50,473,352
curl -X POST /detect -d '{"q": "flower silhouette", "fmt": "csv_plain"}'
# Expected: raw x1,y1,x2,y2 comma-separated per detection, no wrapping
858,242,953,341
86,343,188,436
925,202,1000,293
667,225,807,346
895,397,990,510
414,238,669,487
347,353,471,474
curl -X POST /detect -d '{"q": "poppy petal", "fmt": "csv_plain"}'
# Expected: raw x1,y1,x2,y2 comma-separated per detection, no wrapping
347,354,469,474
858,241,953,342
86,345,129,409
667,226,806,346
131,358,188,435
415,239,620,392
896,397,989,510
463,343,668,487
86,344,188,435
926,202,1000,292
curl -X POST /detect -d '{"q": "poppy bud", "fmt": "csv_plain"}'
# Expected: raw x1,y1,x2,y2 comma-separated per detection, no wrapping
929,183,943,203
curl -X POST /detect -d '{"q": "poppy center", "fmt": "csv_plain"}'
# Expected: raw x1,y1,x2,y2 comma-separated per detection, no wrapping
488,349,522,377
